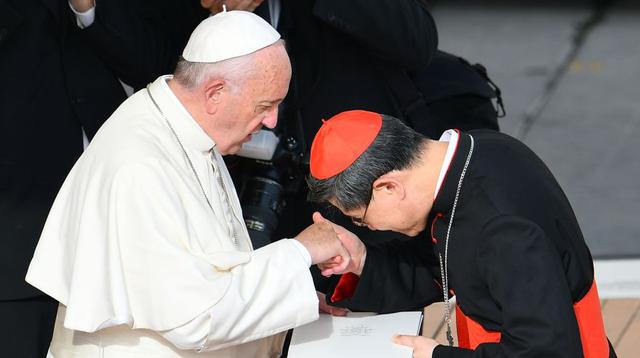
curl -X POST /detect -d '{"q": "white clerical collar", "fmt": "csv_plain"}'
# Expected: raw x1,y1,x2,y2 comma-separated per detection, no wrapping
147,75,216,155
434,129,460,198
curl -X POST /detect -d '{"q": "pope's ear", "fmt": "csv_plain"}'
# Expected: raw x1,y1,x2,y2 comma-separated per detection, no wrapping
202,79,225,114
372,177,406,201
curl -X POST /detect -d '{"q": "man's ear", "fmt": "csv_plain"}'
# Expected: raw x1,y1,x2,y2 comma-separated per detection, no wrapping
372,176,406,202
203,79,225,114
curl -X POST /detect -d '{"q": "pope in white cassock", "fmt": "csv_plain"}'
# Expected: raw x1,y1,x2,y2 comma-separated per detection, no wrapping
25,10,351,358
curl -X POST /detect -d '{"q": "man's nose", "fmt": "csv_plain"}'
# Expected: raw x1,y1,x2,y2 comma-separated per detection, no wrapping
261,108,278,129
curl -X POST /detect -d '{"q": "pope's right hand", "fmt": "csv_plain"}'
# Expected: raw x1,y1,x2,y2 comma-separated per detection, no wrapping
312,212,367,276
293,221,351,274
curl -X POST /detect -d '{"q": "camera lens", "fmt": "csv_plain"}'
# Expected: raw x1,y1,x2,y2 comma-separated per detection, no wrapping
240,164,284,249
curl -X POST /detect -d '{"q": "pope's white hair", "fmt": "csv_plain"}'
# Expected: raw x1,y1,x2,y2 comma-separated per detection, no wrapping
173,40,285,92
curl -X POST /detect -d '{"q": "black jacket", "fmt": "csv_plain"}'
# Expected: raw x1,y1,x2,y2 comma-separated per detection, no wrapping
279,0,440,147
0,0,127,299
76,0,208,89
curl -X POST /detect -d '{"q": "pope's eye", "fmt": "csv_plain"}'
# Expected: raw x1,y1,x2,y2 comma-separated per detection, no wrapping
256,105,269,113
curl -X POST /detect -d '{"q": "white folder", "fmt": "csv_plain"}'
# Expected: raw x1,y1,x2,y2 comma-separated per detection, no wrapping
288,311,424,358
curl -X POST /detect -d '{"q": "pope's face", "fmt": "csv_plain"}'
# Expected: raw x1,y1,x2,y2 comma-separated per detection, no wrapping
213,45,291,155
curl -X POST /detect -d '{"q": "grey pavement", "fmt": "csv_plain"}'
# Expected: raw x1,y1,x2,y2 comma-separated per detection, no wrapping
432,0,640,258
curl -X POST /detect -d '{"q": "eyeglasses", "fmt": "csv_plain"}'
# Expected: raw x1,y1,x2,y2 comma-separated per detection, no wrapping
351,200,370,227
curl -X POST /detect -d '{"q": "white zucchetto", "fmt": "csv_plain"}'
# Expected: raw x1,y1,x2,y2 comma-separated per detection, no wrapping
182,10,280,63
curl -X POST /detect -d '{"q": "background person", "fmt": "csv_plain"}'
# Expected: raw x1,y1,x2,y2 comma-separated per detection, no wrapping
0,1,128,356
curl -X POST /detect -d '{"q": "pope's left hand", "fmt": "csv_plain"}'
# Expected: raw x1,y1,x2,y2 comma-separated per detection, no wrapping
316,291,349,316
393,335,439,358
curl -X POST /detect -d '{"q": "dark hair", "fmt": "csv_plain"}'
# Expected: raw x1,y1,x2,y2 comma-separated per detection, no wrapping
307,114,426,210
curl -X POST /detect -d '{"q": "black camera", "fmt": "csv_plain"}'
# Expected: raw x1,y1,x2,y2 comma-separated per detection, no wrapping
231,125,307,249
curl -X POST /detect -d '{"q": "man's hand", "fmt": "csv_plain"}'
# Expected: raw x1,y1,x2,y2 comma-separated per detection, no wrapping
70,0,95,12
393,335,439,358
312,212,367,276
316,291,349,316
200,0,265,15
294,221,351,273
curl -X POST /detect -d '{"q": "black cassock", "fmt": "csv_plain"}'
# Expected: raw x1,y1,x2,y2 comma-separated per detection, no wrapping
327,130,616,357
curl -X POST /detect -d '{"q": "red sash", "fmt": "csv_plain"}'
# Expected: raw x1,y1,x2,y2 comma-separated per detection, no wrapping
456,280,609,357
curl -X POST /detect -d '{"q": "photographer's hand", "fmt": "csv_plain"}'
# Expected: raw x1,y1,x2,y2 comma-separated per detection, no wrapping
70,0,95,12
200,0,264,15
312,212,367,276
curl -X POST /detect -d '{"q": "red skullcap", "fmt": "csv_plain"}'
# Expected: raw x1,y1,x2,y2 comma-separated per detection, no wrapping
310,110,382,179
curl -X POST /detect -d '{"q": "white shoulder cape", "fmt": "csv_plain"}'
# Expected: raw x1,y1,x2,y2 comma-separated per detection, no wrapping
26,77,257,332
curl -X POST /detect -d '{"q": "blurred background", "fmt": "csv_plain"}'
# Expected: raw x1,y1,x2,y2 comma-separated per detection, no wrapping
431,0,639,294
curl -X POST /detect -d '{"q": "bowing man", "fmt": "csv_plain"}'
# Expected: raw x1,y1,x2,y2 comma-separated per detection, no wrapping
306,110,616,358
25,11,351,357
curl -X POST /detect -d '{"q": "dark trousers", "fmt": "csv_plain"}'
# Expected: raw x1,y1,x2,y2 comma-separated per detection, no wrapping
0,295,58,358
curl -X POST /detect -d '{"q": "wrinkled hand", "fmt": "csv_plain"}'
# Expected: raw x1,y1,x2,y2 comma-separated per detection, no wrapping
316,291,349,316
200,0,265,15
70,0,95,12
312,212,367,276
294,221,351,274
393,335,439,358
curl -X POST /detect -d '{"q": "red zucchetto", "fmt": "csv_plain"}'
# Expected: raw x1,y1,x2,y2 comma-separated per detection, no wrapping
310,110,382,179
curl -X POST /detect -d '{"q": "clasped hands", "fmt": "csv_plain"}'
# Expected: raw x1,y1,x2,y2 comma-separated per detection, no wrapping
294,212,366,277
